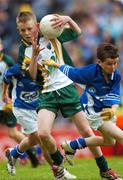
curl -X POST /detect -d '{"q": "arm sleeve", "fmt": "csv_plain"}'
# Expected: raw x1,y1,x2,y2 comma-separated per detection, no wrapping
3,64,20,84
4,54,16,67
62,46,74,67
59,64,92,85
102,73,121,106
58,29,79,43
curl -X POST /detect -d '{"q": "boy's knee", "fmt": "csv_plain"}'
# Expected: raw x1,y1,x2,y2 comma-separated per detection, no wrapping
104,139,116,146
37,131,49,141
8,129,16,139
81,127,94,137
28,136,38,146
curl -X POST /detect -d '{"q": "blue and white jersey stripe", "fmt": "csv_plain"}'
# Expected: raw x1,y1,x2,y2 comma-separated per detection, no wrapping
62,65,71,77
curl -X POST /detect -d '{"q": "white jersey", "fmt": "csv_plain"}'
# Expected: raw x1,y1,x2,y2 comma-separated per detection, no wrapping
24,37,73,93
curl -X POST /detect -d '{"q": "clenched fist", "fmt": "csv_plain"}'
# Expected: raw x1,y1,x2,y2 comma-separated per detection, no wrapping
3,103,12,112
100,108,115,121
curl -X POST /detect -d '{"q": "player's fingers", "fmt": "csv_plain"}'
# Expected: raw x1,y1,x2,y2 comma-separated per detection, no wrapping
100,112,107,116
102,118,109,121
101,111,109,116
101,109,110,115
102,108,110,112
101,115,110,121
53,14,60,17
50,16,59,22
42,60,49,65
42,60,55,66
51,21,63,28
40,47,45,51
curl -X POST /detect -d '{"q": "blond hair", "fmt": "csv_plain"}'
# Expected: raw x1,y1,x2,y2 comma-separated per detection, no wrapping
16,11,37,25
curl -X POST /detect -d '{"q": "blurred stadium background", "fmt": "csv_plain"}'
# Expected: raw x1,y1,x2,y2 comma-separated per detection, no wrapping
0,0,123,159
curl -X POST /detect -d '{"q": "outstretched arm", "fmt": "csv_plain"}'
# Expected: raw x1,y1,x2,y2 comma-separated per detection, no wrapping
42,60,91,85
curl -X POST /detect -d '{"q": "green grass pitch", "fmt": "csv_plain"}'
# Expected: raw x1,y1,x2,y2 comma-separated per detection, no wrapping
1,157,123,180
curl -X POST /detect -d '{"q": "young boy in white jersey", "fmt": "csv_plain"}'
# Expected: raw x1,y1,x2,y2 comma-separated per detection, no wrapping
19,11,121,179
3,63,76,179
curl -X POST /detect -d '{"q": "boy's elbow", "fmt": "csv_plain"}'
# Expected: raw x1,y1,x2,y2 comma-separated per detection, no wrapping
30,74,36,81
78,29,82,35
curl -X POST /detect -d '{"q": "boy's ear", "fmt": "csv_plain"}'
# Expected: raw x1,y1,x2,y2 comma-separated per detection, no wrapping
36,23,40,29
97,59,101,65
16,26,19,33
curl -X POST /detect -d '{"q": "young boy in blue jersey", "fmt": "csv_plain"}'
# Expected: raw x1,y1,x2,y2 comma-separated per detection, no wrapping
0,38,21,141
3,63,76,179
26,9,121,179
0,38,40,168
43,42,122,180
3,64,46,173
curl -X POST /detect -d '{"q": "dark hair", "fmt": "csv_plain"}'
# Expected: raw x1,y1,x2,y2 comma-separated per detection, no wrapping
97,42,119,62
16,11,37,25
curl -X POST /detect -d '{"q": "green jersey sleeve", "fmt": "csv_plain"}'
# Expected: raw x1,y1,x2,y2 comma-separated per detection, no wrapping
3,54,16,67
58,28,79,43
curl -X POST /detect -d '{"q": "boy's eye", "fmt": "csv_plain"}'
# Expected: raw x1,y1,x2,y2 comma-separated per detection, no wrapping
28,28,32,31
21,29,25,32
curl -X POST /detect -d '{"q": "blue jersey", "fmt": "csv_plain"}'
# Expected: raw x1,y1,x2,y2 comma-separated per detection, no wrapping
4,64,41,110
59,64,121,113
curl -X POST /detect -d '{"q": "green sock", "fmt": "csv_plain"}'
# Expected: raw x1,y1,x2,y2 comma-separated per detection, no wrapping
50,150,63,166
95,155,108,172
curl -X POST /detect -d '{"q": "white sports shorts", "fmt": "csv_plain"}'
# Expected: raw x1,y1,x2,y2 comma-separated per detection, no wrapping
13,107,38,134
